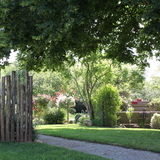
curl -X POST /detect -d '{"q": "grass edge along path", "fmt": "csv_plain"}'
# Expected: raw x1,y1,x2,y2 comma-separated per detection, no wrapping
36,124,160,153
0,142,109,160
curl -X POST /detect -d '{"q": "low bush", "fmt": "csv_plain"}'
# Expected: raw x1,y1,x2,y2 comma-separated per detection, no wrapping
33,118,45,125
150,113,160,129
92,117,103,126
79,115,91,126
43,108,65,124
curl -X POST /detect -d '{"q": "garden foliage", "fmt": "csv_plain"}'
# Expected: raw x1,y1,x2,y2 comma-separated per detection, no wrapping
32,94,50,118
93,84,122,127
126,106,134,124
150,113,160,129
56,94,75,122
43,108,65,124
120,91,132,111
79,116,92,126
147,98,160,111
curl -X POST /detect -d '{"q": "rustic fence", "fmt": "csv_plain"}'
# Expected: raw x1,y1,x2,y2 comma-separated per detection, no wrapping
0,71,33,142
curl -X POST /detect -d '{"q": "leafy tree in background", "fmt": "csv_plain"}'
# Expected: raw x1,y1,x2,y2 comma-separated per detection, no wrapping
0,0,160,71
132,64,160,100
140,77,160,100
58,52,146,119
0,62,26,87
114,65,145,91
32,71,65,96
113,65,145,102
65,52,114,120
0,29,11,68
1,61,68,96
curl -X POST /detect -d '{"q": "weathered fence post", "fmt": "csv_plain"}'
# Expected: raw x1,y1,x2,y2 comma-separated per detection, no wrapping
16,75,20,142
6,75,11,141
11,71,16,141
28,76,33,142
1,77,5,141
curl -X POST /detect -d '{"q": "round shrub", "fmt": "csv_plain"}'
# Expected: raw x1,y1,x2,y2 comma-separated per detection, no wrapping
150,113,160,129
43,108,65,124
33,118,45,125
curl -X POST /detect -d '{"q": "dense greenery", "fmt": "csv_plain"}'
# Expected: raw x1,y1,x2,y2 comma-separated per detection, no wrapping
0,0,160,70
36,124,160,153
43,108,65,124
67,52,114,120
32,94,50,119
93,84,122,126
1,59,147,125
147,98,160,111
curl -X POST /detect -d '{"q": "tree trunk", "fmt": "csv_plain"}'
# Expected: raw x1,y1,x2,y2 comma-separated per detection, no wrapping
67,107,69,122
88,100,94,121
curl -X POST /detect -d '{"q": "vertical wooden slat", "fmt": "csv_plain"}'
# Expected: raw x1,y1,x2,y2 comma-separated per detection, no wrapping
20,85,25,142
1,77,5,141
16,75,20,142
11,71,16,141
28,76,33,142
25,71,29,142
6,76,11,141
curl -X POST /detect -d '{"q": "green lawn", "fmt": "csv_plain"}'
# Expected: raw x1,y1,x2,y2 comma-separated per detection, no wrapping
0,142,108,160
36,124,160,153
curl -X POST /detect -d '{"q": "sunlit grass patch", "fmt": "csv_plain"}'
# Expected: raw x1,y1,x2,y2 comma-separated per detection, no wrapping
36,124,160,152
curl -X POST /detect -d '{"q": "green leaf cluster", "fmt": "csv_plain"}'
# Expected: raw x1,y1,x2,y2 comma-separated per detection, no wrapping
0,0,160,70
93,84,122,127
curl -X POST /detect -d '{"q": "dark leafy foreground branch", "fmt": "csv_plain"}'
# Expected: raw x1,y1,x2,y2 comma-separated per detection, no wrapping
0,0,160,71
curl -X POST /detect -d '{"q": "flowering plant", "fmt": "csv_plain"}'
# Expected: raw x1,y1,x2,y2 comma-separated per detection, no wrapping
56,94,75,109
32,94,50,118
56,94,75,122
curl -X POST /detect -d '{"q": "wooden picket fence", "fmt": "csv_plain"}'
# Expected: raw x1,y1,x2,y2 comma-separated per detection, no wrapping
0,71,33,142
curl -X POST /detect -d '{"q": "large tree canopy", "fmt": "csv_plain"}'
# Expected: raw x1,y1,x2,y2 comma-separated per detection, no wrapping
0,0,160,71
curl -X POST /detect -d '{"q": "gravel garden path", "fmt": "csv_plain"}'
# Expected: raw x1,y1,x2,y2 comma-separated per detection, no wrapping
38,134,160,160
